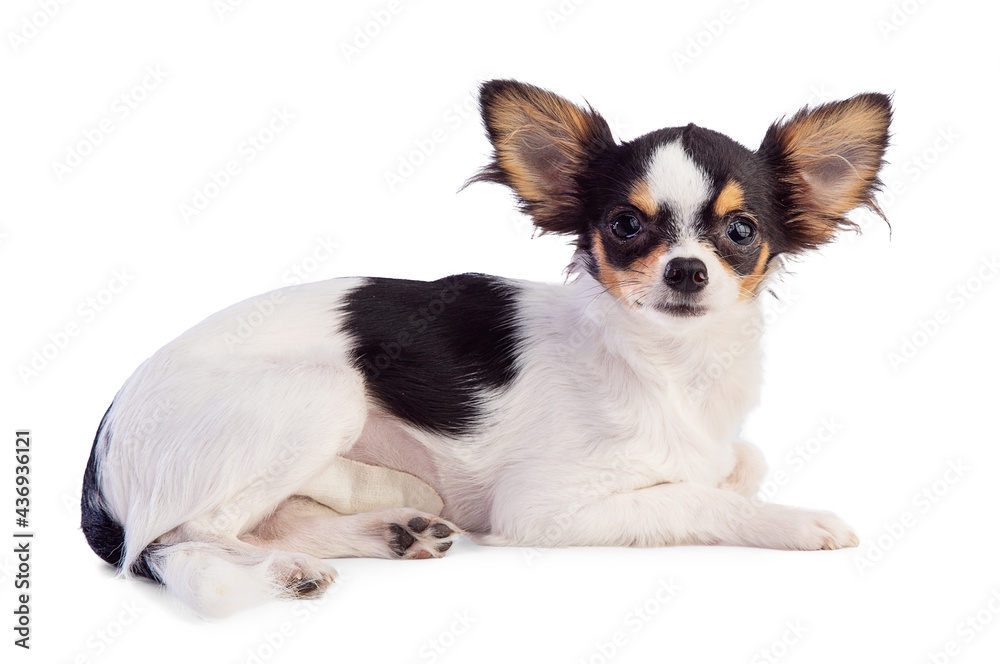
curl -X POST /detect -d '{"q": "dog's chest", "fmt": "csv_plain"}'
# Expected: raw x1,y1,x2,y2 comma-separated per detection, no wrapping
591,318,762,489
611,370,746,488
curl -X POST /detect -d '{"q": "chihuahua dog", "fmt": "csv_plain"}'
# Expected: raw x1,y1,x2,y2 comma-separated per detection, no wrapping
82,80,891,618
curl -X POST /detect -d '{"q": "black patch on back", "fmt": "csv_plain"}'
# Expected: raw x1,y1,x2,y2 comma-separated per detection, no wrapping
340,274,522,437
81,404,161,582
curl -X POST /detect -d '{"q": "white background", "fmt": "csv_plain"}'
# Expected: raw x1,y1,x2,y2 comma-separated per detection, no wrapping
3,1,999,662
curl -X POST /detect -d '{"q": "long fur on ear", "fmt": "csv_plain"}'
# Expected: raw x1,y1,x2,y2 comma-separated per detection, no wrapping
758,93,892,252
465,79,615,235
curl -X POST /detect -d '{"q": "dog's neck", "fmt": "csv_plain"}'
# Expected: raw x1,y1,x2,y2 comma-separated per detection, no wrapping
561,272,765,439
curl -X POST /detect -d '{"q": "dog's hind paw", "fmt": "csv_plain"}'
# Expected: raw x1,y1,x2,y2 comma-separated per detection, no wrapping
386,512,461,560
273,554,338,598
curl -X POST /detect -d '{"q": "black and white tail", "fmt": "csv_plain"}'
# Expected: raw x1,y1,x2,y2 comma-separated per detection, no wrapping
80,405,161,582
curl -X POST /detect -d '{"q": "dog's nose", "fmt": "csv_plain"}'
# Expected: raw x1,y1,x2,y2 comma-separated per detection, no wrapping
664,257,709,293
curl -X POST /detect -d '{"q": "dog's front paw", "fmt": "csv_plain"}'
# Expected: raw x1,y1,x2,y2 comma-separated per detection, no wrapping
800,510,858,550
385,512,461,560
757,505,858,551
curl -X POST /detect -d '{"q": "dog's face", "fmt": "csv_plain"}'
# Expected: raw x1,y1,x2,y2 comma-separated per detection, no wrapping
470,80,891,325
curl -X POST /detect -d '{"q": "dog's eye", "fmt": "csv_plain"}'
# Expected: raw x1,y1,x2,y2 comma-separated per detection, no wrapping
726,217,756,246
610,214,642,239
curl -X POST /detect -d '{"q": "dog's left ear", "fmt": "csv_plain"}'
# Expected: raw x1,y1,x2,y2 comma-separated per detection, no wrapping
467,79,615,235
758,93,892,252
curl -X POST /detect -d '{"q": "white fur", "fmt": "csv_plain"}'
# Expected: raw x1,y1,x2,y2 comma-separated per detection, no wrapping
95,264,856,617
643,140,712,232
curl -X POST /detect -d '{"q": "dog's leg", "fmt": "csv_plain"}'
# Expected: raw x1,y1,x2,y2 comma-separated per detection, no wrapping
147,519,338,619
718,440,767,497
243,496,461,560
486,482,856,551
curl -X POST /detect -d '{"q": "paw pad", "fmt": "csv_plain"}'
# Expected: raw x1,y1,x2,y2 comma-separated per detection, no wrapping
386,514,459,560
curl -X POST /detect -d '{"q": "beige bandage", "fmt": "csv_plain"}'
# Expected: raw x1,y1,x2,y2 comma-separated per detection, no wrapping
298,456,443,516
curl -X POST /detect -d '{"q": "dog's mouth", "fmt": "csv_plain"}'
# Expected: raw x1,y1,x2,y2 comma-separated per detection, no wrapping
650,302,707,318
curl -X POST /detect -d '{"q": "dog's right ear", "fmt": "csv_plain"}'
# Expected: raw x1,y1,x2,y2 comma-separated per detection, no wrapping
466,80,615,235
757,93,893,252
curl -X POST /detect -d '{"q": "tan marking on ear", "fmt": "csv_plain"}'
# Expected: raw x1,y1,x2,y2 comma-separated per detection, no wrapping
780,97,889,220
713,179,746,217
628,180,657,218
771,94,892,248
738,242,771,301
495,147,544,207
477,83,613,234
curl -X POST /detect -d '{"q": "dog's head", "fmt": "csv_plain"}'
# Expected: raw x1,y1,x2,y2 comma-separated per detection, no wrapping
469,80,891,324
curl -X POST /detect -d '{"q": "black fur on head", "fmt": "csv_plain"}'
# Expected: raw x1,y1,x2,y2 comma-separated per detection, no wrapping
467,80,893,268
